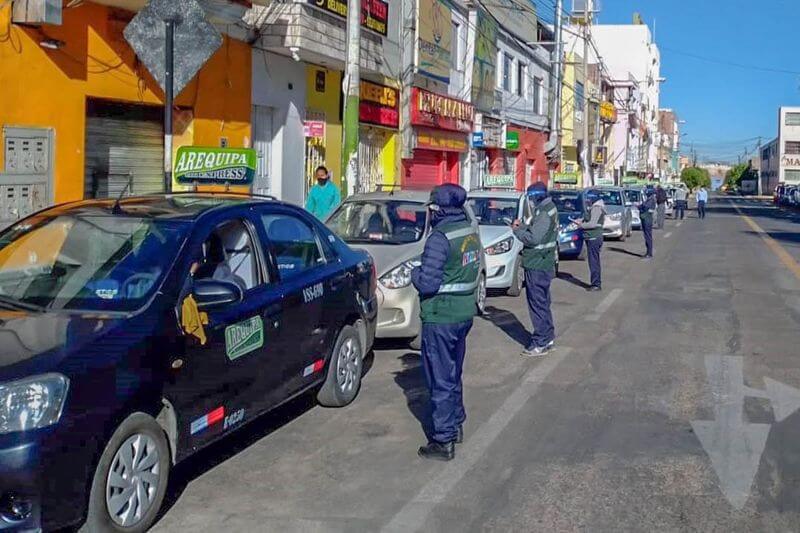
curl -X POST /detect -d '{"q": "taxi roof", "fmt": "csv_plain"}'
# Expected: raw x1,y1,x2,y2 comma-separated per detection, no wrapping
39,193,275,221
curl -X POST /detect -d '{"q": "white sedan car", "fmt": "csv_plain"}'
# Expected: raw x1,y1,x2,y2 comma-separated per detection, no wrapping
468,190,529,296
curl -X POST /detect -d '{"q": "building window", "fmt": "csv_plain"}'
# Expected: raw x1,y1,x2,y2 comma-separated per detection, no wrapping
786,113,800,126
516,62,526,97
786,141,800,154
502,54,513,92
532,77,542,114
575,81,585,107
785,169,800,183
451,21,464,72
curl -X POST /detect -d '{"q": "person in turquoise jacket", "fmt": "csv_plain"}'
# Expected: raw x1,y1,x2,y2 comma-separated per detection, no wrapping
305,165,341,220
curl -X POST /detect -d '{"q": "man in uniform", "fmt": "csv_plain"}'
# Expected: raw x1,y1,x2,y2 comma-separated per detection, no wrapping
639,186,656,260
573,189,605,291
512,182,559,357
655,185,668,229
411,184,481,461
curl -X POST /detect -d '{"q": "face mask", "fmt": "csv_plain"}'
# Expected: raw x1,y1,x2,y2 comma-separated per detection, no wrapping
317,177,328,186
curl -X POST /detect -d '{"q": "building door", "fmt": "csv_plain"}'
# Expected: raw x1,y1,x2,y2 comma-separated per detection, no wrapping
252,105,274,196
0,127,52,228
403,149,442,189
84,99,164,199
358,127,387,193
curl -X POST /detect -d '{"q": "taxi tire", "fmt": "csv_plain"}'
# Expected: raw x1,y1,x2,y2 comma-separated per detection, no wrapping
507,257,523,297
317,325,363,408
81,413,170,533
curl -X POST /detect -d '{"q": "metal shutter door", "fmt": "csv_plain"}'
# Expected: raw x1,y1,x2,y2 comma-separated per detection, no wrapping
84,100,164,199
403,149,442,189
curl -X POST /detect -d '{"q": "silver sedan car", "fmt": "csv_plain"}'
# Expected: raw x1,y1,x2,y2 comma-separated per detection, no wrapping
326,190,486,348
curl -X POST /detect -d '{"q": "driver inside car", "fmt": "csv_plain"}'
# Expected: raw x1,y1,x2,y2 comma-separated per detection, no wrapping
194,232,247,292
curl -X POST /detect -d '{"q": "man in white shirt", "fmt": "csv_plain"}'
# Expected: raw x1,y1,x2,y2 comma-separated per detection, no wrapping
674,187,688,220
696,187,708,219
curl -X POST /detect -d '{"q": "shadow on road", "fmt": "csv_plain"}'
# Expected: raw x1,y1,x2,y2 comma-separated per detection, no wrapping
609,246,645,258
392,352,433,440
742,230,800,245
556,271,593,290
481,305,530,347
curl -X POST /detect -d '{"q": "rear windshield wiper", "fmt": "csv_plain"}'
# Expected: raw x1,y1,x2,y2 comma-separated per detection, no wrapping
0,295,46,313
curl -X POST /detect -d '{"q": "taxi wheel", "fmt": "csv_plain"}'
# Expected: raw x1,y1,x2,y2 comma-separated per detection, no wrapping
507,257,523,297
318,325,363,407
82,413,170,533
476,273,487,315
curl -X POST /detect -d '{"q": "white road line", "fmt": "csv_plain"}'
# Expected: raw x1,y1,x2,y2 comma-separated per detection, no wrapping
664,232,673,239
587,288,623,322
381,348,573,533
676,221,683,227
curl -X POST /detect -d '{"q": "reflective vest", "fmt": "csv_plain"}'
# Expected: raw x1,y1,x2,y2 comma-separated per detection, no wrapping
521,198,559,271
419,221,481,324
583,204,605,240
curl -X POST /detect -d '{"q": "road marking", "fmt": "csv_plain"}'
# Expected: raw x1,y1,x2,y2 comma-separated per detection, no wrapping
381,348,573,533
664,232,672,239
676,221,683,227
731,202,800,281
587,288,623,322
692,355,800,509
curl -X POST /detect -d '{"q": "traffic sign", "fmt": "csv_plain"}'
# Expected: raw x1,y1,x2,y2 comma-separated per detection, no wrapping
124,0,223,96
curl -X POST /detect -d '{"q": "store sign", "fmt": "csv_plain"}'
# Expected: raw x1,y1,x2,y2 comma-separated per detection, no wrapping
174,147,256,185
417,0,452,82
471,132,485,148
505,131,520,151
484,174,515,188
411,88,474,133
600,101,617,123
304,120,326,138
307,0,389,36
594,146,607,164
416,129,468,152
553,172,579,185
359,80,399,128
781,156,800,167
480,116,505,148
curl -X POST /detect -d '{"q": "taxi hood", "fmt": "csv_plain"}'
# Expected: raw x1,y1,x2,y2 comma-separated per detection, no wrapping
348,241,424,277
478,225,512,247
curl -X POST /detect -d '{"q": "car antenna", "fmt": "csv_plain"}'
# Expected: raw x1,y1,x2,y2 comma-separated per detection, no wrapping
111,173,134,215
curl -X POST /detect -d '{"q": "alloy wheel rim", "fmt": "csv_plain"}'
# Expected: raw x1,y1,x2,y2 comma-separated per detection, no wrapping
106,433,161,527
478,276,487,311
337,337,361,393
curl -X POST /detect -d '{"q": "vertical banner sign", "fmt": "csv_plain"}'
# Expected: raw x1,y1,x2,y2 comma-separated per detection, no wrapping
472,10,498,111
417,0,452,83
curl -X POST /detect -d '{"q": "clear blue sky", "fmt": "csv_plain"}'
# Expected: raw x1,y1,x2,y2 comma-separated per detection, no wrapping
594,0,800,163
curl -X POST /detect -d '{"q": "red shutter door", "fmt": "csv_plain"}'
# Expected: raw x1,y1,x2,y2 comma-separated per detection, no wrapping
404,149,443,189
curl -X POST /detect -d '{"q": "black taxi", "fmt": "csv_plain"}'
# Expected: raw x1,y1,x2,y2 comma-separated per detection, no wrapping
0,194,376,531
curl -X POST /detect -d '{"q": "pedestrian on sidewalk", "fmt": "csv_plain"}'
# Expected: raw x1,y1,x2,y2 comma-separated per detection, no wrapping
639,186,656,260
696,186,708,219
512,183,559,357
411,184,480,462
655,185,668,229
573,189,605,291
305,165,341,220
674,186,688,220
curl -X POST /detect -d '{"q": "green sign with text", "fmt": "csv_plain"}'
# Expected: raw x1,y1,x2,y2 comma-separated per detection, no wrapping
175,147,257,185
505,131,520,150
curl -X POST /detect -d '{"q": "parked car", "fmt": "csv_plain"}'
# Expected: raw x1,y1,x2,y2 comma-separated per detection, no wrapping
550,189,586,260
326,190,486,349
624,188,643,229
593,186,633,240
467,189,527,296
0,194,377,532
774,184,785,204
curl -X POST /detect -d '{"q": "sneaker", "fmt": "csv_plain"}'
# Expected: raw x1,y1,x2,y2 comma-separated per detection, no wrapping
522,344,550,357
641,255,653,261
587,285,602,292
418,441,455,461
456,426,464,444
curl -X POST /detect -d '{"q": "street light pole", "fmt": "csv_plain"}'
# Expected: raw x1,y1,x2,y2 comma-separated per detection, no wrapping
163,17,177,193
341,0,361,196
582,0,591,187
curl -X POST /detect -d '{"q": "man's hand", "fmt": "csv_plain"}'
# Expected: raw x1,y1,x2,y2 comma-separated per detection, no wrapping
511,219,521,229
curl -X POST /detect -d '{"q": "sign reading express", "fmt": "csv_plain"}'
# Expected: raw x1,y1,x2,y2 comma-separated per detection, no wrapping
411,88,474,133
359,80,399,128
175,147,256,185
308,0,388,36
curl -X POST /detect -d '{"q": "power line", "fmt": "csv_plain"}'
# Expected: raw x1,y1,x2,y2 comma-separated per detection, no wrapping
661,46,800,76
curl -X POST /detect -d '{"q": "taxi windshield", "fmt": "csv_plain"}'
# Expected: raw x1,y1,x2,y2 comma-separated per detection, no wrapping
469,198,518,226
550,192,582,213
327,200,428,244
625,190,642,203
598,190,623,206
0,213,187,312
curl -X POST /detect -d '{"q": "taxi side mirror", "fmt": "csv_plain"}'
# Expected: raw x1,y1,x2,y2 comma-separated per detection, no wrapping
194,279,243,309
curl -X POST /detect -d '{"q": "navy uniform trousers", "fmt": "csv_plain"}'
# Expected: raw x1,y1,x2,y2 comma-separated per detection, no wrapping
586,237,603,288
421,320,473,443
642,218,654,257
524,269,555,348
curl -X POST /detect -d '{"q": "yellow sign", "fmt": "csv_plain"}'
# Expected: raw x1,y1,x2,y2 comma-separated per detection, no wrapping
600,101,617,123
417,0,452,83
360,80,397,107
416,130,468,152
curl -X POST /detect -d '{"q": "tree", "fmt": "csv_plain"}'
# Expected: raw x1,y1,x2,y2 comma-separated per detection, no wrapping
681,167,711,191
725,163,748,190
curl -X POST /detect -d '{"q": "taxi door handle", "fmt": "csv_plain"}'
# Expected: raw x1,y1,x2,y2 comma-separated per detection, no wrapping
264,303,282,329
330,271,352,290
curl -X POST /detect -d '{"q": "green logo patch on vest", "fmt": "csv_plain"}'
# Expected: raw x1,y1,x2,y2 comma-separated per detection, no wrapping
225,316,264,361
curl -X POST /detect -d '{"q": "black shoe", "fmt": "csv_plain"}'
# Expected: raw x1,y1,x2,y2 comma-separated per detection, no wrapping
418,441,455,461
456,426,464,444
587,285,602,292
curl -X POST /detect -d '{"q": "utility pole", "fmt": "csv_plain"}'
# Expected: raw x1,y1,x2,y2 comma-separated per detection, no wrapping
581,0,592,187
341,0,361,195
757,136,763,196
163,16,178,193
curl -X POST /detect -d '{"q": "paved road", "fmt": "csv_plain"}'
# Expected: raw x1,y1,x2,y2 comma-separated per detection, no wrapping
152,195,800,532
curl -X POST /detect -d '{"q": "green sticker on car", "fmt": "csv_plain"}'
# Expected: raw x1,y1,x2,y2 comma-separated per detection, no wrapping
225,316,264,360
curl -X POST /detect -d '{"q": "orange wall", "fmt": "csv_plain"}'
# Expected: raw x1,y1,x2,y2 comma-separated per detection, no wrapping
0,2,251,202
